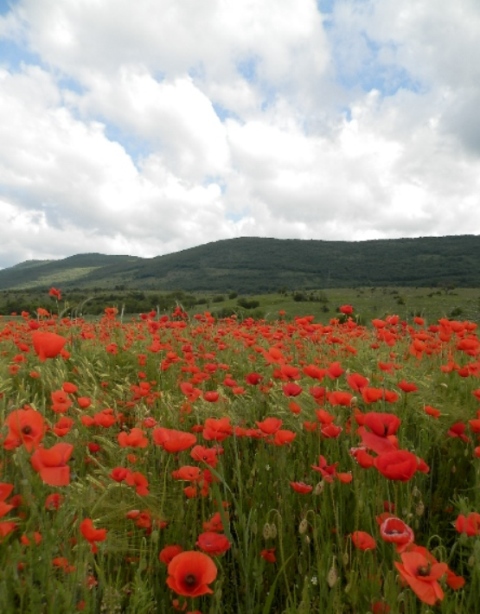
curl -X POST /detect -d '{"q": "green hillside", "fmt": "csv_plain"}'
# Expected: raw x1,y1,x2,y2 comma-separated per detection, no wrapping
0,235,479,293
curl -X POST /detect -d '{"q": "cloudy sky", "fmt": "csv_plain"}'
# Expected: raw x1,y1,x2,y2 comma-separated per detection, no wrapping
1,0,479,269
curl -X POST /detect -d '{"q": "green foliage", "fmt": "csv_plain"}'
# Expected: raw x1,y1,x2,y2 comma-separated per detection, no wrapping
1,236,480,293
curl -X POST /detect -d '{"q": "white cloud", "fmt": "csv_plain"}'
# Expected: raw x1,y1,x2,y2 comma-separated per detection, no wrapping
0,0,479,270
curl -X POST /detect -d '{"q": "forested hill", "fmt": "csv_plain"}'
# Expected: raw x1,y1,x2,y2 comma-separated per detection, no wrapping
1,235,479,293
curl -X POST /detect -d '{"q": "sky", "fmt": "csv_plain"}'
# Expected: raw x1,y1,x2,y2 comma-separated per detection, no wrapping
1,0,480,269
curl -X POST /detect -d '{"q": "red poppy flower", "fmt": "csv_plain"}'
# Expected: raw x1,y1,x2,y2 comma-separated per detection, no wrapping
339,304,354,315
282,382,303,397
31,332,67,361
49,287,62,300
273,429,296,446
31,443,74,486
172,466,202,482
350,447,375,469
80,518,107,553
447,422,470,442
45,493,63,510
190,445,220,468
53,416,74,437
202,418,233,442
166,551,217,597
397,380,418,393
374,450,418,482
3,408,45,451
256,417,283,434
311,455,338,483
361,387,384,404
118,428,149,448
159,544,184,565
351,531,376,551
424,405,441,418
290,481,313,494
379,516,414,551
203,391,220,403
125,471,149,496
455,512,480,536
394,551,447,605
303,365,326,380
260,548,276,563
50,389,73,414
327,391,353,406
203,511,226,533
346,372,368,391
153,427,197,452
245,372,263,385
196,531,231,556
77,396,92,409
364,412,401,437
321,423,342,438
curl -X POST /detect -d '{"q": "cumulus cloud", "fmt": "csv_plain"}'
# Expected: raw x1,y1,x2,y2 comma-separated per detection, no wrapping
0,0,479,269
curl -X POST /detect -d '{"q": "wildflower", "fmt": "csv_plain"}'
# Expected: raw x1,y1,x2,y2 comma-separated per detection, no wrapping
118,428,149,448
394,550,447,605
256,417,283,437
351,531,376,551
327,391,353,406
379,516,414,551
190,445,220,468
159,545,184,565
53,416,74,437
290,481,313,494
172,466,202,482
31,331,67,361
455,512,480,536
80,518,107,553
125,471,150,496
45,493,63,510
397,380,418,393
374,450,418,482
245,372,263,385
30,443,74,486
202,418,233,442
196,532,231,556
166,551,217,597
49,287,62,300
153,427,197,452
50,389,73,414
311,455,338,483
346,372,369,391
260,548,276,563
203,391,220,403
273,429,296,446
282,382,303,397
3,407,45,451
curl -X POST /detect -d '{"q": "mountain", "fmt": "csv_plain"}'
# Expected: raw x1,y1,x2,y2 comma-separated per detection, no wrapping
1,235,479,292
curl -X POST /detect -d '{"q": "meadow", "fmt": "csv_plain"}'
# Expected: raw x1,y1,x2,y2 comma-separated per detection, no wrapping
0,289,479,613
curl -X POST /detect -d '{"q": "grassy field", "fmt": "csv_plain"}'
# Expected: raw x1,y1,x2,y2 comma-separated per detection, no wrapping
0,289,479,612
2,285,479,324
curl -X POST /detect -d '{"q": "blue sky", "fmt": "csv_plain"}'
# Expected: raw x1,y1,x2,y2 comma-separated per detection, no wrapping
0,0,479,268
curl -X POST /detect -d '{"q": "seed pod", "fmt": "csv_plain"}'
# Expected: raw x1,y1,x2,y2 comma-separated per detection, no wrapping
327,557,338,588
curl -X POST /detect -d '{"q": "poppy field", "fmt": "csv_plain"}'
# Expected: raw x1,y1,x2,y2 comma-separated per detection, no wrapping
1,293,480,613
